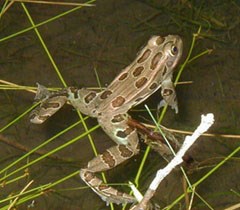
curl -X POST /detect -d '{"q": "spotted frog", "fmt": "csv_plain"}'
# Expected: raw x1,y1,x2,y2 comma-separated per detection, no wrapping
30,35,183,205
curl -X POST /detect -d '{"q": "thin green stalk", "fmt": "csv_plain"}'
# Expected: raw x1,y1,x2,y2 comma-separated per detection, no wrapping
134,146,151,187
0,104,38,133
0,118,84,175
0,183,52,205
145,105,176,154
193,146,240,187
193,191,214,210
0,0,96,42
0,124,99,183
188,49,212,64
24,0,108,182
21,3,67,87
94,69,103,91
166,146,240,209
0,0,9,20
146,105,192,189
2,171,79,210
175,26,202,85
1,172,28,186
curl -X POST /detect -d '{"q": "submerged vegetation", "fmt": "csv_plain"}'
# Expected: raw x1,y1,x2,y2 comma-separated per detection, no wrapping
0,1,239,209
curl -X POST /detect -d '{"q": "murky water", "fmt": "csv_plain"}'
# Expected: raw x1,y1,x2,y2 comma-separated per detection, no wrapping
0,1,239,209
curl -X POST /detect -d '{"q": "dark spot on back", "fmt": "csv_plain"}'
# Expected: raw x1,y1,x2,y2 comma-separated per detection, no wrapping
137,49,151,63
116,130,126,138
111,114,125,123
135,77,148,89
149,82,158,90
118,72,128,81
162,66,167,76
84,92,97,104
132,66,144,77
100,90,112,99
83,171,95,182
111,96,126,108
98,184,109,190
150,52,162,70
156,36,165,45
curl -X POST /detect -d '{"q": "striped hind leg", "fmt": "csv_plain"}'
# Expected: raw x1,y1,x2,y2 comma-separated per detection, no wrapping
80,114,140,204
30,84,69,124
30,84,99,123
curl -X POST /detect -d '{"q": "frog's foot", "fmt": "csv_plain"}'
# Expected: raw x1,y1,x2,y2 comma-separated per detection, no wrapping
158,99,178,114
80,169,136,205
33,83,51,101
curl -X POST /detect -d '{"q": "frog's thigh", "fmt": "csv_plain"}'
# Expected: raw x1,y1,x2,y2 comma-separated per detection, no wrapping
30,95,68,124
99,113,140,152
79,114,139,204
84,114,140,173
68,88,99,117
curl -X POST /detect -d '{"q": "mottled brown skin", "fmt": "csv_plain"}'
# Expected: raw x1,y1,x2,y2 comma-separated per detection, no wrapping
30,35,183,204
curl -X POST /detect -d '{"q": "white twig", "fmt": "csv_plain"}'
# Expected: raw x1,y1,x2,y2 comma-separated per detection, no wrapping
130,113,214,210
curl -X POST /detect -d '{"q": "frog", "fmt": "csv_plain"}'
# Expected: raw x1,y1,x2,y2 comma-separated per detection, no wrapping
30,35,183,205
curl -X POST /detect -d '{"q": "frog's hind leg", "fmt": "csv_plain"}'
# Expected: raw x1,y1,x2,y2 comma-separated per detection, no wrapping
30,84,69,124
30,84,99,124
80,114,139,204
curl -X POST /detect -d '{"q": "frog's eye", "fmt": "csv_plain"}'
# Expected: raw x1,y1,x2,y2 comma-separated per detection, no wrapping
170,45,178,56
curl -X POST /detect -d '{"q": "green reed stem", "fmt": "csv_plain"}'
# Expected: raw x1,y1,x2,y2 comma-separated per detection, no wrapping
166,146,240,209
2,171,80,210
0,104,38,133
0,123,99,183
0,182,51,205
0,118,84,175
0,0,96,42
175,26,202,85
21,3,67,87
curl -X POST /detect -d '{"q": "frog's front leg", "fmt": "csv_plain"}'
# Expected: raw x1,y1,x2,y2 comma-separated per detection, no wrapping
80,114,139,204
159,78,178,113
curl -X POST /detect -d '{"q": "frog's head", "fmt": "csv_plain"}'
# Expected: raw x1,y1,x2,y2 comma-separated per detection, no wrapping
148,35,183,70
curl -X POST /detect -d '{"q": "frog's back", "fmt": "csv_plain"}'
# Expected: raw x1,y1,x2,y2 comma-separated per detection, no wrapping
96,35,183,114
